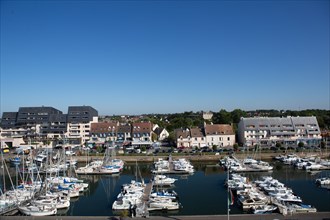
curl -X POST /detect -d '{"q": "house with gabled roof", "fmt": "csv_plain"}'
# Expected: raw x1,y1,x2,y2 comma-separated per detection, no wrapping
91,122,118,143
204,124,235,147
190,127,207,148
132,122,153,145
153,126,169,141
117,124,132,143
175,128,191,148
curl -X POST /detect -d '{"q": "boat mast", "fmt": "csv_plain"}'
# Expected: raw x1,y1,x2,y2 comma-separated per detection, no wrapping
1,141,5,192
227,167,230,220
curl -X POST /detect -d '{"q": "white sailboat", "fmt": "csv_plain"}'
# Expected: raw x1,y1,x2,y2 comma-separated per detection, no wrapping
18,203,57,216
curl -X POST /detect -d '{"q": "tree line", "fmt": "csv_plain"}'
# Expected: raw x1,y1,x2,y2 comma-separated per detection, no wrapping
142,109,330,133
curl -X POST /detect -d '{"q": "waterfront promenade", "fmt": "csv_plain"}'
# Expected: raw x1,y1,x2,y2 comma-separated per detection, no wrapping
1,212,330,220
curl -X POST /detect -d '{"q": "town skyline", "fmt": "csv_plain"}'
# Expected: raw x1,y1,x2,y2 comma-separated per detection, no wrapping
1,0,329,115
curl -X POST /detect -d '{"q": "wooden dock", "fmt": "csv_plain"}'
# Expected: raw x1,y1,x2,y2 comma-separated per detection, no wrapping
142,181,153,202
0,205,19,216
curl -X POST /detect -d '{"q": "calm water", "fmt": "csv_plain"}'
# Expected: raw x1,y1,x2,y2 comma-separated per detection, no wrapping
1,160,330,216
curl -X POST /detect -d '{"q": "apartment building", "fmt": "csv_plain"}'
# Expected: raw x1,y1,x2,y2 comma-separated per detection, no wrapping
66,106,98,144
237,116,322,146
1,105,98,146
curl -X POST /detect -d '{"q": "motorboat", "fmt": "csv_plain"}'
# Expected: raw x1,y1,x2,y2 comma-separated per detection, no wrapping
251,204,277,214
153,175,177,186
150,190,177,200
148,198,180,211
99,165,121,174
238,194,268,210
315,177,330,185
9,156,21,165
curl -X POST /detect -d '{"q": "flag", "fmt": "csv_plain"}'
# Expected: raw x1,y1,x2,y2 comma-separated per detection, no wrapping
228,189,234,205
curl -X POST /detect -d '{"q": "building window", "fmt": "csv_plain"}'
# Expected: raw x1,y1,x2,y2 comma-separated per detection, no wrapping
227,137,230,141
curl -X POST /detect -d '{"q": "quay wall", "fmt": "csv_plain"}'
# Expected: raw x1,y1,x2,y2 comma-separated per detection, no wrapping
66,152,330,163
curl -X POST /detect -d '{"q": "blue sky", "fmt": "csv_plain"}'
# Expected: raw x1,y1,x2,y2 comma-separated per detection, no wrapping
1,0,329,115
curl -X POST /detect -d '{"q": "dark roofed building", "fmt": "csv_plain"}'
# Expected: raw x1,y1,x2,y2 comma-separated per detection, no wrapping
67,106,98,123
1,112,18,129
40,114,68,135
16,106,62,129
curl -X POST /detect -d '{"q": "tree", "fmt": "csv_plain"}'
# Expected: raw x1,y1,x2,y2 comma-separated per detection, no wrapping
298,142,304,148
213,109,231,124
151,133,158,142
233,143,239,152
231,109,246,124
275,142,282,148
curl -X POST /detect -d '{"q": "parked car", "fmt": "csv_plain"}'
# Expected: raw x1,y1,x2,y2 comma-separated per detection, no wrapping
65,150,76,156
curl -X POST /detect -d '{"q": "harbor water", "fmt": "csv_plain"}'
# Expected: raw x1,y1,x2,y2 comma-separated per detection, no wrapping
1,160,330,216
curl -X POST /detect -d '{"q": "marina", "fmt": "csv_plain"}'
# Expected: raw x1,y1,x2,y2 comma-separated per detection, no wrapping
1,154,330,217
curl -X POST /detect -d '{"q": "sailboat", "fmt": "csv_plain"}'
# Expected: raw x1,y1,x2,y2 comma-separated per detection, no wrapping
99,146,124,174
18,202,57,216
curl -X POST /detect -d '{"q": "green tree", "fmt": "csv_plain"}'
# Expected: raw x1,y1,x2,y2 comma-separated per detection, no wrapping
298,142,304,148
213,109,232,124
231,109,246,124
276,142,282,148
233,143,239,152
151,132,158,142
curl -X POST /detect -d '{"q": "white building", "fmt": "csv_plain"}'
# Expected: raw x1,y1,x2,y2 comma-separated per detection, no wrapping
153,125,169,141
65,106,98,145
190,127,207,148
176,128,191,148
204,124,235,148
237,116,322,146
